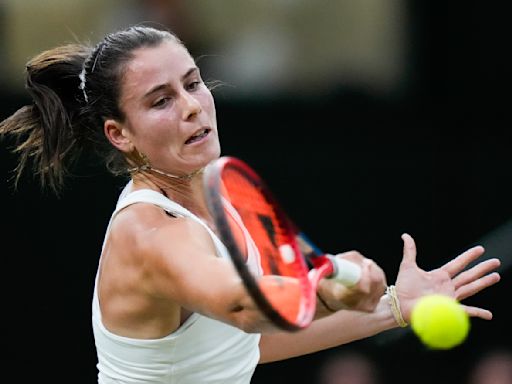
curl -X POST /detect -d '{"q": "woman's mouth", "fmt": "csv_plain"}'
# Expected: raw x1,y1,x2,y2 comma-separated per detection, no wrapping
185,128,211,144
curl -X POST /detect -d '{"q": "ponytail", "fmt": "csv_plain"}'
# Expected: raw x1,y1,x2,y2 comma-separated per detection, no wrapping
0,44,91,193
1,25,183,194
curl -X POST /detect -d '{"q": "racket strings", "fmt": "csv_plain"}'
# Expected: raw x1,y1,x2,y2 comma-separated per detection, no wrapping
222,171,298,277
218,164,316,327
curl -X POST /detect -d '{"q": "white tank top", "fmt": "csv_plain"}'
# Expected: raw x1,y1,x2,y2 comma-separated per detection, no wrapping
92,183,261,383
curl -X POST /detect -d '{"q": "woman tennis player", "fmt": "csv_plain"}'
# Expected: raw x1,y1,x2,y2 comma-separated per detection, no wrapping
0,25,501,383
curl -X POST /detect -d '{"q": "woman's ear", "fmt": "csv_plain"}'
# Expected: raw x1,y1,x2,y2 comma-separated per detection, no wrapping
104,119,134,153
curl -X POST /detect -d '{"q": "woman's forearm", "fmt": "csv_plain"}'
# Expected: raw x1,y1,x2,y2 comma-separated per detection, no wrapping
259,294,399,363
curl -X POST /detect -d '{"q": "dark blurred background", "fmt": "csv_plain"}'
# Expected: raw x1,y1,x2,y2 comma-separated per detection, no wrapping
1,1,510,383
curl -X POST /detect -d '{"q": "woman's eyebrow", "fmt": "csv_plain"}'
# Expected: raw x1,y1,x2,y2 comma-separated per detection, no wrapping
181,67,199,81
143,67,199,99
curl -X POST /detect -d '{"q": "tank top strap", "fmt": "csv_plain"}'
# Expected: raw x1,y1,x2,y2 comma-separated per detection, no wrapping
113,189,231,260
115,189,193,217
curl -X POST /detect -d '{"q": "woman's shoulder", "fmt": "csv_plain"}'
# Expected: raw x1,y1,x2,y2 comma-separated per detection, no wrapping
112,201,184,240
110,201,213,255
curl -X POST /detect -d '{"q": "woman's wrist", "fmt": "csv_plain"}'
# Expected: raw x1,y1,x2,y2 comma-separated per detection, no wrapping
316,291,337,315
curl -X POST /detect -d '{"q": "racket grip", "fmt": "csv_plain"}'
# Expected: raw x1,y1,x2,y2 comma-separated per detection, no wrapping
327,255,361,287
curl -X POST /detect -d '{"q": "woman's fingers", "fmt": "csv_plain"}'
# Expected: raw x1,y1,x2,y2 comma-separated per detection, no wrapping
400,233,417,264
440,245,486,278
452,258,501,289
461,304,493,320
456,271,501,302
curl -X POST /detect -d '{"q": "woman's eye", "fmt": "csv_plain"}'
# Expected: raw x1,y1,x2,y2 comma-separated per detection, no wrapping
187,81,201,91
153,97,170,108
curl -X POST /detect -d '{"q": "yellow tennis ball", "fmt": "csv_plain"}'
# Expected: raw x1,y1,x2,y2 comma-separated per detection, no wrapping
410,294,470,349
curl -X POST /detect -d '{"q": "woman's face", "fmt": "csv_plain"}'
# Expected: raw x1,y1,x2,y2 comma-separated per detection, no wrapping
116,39,219,175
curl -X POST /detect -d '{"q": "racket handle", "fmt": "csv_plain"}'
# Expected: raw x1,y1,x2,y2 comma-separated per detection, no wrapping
327,255,361,287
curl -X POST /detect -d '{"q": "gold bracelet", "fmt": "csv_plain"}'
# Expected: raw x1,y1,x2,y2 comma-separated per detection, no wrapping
386,285,408,327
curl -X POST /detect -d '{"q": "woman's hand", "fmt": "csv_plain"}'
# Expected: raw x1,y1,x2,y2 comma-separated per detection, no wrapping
395,233,501,323
317,251,387,313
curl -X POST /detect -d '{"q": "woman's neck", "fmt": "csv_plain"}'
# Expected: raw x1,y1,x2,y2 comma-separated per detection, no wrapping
131,168,211,220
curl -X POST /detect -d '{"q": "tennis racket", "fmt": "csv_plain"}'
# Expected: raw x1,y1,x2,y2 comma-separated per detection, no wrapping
203,156,361,331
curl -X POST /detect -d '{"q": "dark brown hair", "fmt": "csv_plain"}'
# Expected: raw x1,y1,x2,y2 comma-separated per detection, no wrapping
0,25,180,193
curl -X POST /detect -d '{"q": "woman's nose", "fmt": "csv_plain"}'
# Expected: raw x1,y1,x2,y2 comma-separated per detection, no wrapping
179,91,201,120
